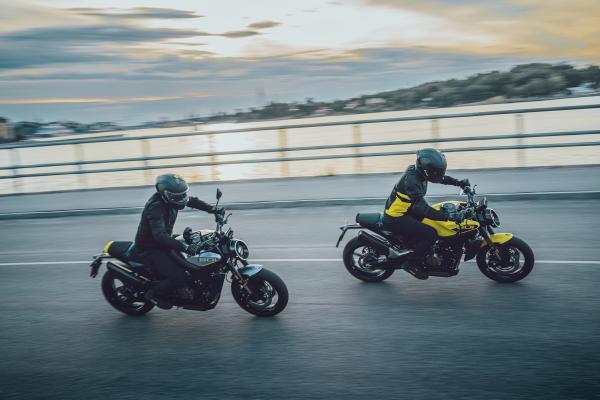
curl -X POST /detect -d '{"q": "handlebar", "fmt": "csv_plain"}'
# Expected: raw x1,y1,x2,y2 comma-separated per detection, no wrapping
462,185,477,205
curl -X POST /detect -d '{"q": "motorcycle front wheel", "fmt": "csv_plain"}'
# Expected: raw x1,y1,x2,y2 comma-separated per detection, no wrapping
101,271,155,316
231,269,288,317
476,236,534,283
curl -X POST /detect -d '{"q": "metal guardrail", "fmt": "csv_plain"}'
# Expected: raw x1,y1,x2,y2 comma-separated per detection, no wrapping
3,141,599,180
2,129,598,172
1,103,599,187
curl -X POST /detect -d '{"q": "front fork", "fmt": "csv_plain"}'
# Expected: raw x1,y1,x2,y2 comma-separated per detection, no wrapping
479,227,501,261
229,259,254,296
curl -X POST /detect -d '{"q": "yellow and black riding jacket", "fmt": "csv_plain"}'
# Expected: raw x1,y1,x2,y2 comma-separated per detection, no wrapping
384,165,460,221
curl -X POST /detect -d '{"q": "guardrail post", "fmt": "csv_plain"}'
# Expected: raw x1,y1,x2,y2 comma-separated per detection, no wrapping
515,114,525,166
431,119,440,149
278,129,289,178
352,125,363,173
140,139,152,185
207,133,219,181
74,144,86,189
10,148,20,194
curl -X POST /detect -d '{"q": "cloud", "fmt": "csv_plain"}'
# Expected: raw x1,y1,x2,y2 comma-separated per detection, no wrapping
364,0,600,62
4,24,204,44
65,7,203,20
0,40,115,69
0,93,213,105
0,46,530,123
216,30,261,38
247,21,281,29
0,21,259,69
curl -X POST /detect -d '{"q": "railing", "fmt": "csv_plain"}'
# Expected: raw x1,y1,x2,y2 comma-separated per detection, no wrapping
1,103,599,192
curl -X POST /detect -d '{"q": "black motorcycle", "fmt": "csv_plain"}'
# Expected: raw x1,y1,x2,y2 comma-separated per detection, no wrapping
336,185,534,283
89,189,288,317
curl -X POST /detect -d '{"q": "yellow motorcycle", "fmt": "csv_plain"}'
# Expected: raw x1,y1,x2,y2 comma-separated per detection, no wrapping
336,186,534,283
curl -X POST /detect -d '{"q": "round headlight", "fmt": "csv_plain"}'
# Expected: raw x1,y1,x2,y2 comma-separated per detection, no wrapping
485,208,500,227
229,239,249,260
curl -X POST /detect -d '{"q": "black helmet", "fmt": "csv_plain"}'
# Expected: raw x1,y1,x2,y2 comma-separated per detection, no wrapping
415,148,447,183
156,173,189,210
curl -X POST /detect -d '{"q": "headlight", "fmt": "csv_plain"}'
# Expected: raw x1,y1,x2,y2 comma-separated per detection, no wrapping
229,239,249,260
484,208,500,227
478,197,487,209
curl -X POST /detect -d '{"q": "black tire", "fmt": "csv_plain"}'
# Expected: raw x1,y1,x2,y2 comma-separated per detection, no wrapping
101,271,154,316
343,237,395,282
231,269,288,317
476,236,534,283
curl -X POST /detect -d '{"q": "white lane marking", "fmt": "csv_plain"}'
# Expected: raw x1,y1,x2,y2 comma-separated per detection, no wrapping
0,261,91,266
0,245,333,256
1,259,600,266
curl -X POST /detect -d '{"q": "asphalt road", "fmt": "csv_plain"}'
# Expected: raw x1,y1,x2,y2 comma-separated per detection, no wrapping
0,200,599,400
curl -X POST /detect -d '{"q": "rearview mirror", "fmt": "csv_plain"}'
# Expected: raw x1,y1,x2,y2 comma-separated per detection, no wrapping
216,188,222,200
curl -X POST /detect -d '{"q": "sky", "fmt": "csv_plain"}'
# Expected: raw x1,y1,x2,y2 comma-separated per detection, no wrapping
0,0,599,124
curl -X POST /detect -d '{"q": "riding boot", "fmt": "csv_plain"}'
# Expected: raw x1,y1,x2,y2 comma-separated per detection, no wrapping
401,256,429,280
144,286,173,310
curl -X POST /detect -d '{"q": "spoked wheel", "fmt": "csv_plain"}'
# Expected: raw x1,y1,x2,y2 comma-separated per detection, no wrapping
343,237,394,282
476,237,535,283
101,271,154,316
231,269,288,317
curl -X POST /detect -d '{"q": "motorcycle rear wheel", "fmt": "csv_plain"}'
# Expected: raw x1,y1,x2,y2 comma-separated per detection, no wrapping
231,269,288,317
343,237,394,282
476,237,534,283
101,271,154,316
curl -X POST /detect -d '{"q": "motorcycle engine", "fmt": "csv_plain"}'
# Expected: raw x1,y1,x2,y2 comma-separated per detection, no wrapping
176,286,195,301
425,253,443,267
425,243,460,270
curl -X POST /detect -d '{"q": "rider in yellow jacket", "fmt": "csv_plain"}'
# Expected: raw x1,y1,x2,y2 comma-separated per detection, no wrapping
384,148,469,279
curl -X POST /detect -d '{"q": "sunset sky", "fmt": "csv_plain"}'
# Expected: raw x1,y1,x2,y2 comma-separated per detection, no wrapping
1,0,599,123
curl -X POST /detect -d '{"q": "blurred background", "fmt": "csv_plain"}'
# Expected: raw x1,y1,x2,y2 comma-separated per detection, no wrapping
1,2,600,400
0,0,599,194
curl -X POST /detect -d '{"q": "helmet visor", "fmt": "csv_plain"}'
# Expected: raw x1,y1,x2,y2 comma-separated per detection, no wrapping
426,167,445,183
164,189,189,206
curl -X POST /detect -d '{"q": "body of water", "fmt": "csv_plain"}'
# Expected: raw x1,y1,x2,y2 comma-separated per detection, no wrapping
1,96,599,195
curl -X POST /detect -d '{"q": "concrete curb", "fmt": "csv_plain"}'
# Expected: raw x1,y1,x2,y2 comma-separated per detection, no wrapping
0,190,598,220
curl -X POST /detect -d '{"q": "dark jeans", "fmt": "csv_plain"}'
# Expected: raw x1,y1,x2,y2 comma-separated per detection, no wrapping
383,215,437,262
134,249,188,296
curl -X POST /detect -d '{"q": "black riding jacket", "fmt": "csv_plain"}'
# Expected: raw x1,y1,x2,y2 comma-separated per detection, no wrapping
384,165,462,221
134,192,214,252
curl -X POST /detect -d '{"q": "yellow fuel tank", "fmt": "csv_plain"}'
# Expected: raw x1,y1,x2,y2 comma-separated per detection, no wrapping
422,201,480,237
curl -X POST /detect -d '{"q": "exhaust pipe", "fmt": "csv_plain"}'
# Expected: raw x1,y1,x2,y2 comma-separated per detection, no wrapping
358,231,391,254
358,231,412,261
106,261,147,287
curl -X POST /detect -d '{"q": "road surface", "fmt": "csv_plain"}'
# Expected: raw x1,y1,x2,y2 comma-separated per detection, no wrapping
0,200,599,399
1,165,599,216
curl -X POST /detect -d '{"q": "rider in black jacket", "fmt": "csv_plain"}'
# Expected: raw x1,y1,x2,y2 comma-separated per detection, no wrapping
384,148,469,280
133,173,222,309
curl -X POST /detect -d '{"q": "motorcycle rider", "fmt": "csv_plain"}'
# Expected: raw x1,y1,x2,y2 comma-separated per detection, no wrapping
384,148,469,280
133,173,223,309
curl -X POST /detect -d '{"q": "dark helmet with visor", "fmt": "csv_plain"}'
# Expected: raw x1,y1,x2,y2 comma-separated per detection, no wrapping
156,173,189,210
415,148,447,183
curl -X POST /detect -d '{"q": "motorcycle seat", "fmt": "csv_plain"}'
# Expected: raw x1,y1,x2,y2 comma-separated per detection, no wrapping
105,241,135,263
356,213,383,229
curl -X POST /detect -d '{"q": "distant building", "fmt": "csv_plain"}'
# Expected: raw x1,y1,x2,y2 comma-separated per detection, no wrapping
568,83,598,96
0,117,15,141
365,97,385,105
34,123,75,137
344,101,360,109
